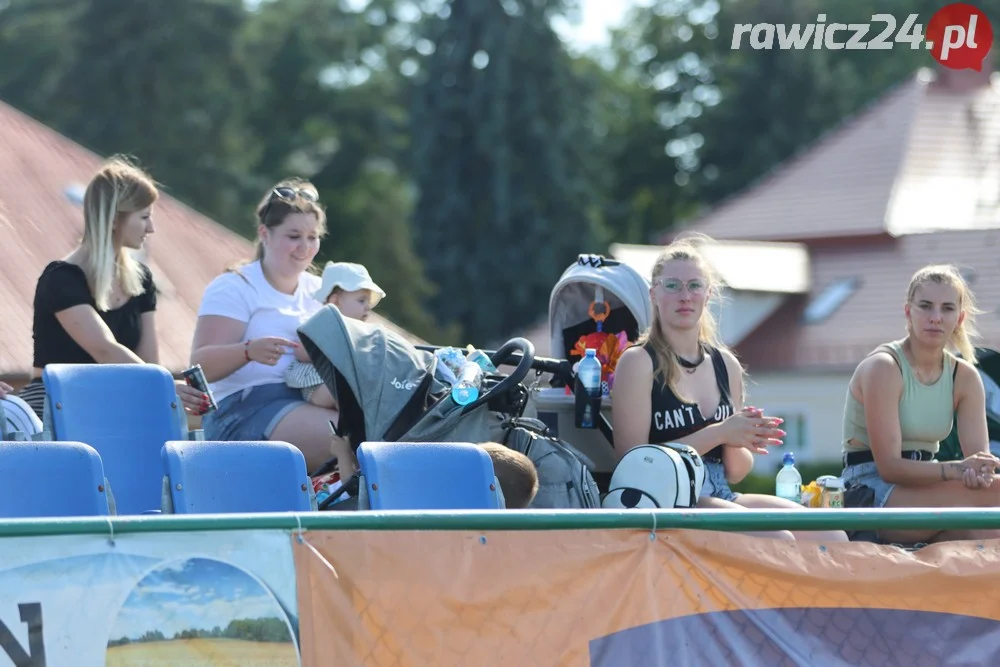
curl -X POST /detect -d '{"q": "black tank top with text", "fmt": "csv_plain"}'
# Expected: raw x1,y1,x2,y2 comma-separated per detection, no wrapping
645,344,734,461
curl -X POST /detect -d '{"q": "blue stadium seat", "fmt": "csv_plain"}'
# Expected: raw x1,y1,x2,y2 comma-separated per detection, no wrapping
356,442,504,510
43,364,189,514
0,441,110,517
161,440,313,514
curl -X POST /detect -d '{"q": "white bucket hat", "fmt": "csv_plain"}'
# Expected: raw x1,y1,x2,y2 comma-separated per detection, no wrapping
313,262,386,306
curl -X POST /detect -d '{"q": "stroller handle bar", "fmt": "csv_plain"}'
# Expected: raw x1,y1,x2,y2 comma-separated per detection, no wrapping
416,344,573,385
456,337,537,413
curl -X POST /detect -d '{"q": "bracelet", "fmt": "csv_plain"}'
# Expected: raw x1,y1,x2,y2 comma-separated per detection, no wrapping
244,339,252,363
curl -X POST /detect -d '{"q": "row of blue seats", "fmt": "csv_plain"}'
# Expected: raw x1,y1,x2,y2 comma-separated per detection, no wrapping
0,439,313,517
0,364,507,517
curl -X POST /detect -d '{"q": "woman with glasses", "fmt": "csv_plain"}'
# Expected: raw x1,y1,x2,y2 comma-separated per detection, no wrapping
18,157,206,419
191,179,353,473
611,234,847,541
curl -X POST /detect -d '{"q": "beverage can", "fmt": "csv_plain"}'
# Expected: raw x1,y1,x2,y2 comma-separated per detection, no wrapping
182,364,218,414
821,478,845,508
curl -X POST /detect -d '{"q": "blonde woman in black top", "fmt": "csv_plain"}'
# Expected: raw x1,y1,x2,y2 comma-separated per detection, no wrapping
19,157,205,418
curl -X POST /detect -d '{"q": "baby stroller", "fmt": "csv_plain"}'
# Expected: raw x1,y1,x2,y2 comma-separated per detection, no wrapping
528,254,652,483
298,305,598,509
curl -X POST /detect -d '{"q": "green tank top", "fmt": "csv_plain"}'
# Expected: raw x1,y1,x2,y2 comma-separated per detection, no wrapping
843,341,956,455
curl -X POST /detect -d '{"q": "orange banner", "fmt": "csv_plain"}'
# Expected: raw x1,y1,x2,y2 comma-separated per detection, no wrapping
293,529,1000,666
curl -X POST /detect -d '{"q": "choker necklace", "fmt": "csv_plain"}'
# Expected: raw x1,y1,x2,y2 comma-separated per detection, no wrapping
676,348,706,374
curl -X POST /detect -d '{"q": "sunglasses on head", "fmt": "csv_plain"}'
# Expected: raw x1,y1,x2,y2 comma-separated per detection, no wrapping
260,186,319,221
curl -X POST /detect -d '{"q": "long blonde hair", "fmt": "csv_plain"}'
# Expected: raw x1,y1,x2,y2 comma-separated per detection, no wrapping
80,156,158,311
906,264,981,364
639,233,744,399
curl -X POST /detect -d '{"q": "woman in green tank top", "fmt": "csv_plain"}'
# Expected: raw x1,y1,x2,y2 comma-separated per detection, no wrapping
841,264,1000,544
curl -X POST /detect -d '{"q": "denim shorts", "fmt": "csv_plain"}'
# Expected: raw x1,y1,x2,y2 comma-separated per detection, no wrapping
841,461,895,508
700,460,739,502
202,383,305,442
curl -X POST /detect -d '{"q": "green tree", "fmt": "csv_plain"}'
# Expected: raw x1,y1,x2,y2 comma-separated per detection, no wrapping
37,0,256,221
410,0,603,343
0,0,80,114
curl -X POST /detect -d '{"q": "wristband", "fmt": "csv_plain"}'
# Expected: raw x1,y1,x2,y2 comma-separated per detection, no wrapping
244,339,252,363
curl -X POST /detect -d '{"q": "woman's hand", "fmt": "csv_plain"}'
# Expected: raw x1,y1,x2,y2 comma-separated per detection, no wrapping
0,381,11,399
175,381,211,415
720,406,785,455
247,337,300,366
957,451,1000,489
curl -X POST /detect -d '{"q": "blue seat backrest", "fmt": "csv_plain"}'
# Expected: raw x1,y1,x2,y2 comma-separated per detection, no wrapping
0,441,109,518
357,441,502,510
162,440,313,514
43,364,185,514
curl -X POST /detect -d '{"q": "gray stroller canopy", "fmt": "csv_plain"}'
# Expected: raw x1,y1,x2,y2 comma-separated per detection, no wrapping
298,305,493,447
548,255,652,361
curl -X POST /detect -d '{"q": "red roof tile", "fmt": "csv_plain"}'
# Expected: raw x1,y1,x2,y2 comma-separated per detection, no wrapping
662,68,1000,243
0,100,419,380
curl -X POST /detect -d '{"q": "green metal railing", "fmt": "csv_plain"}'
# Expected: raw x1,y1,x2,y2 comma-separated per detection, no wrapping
2,508,1000,538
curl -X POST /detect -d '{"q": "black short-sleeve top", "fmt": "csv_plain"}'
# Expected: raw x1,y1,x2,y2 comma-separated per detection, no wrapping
32,261,158,367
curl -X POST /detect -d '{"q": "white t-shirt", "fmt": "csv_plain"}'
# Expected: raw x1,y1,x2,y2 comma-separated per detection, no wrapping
197,261,322,401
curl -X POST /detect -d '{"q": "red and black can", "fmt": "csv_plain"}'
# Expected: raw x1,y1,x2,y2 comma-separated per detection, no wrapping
182,364,218,414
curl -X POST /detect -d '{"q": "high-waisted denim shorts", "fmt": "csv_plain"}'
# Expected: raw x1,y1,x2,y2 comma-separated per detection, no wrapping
701,459,739,502
202,382,304,442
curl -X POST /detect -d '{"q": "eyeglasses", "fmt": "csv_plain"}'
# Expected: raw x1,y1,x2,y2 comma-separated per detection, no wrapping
655,278,706,294
260,186,319,221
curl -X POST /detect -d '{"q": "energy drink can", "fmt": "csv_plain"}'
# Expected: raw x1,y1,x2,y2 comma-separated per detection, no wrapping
182,364,217,414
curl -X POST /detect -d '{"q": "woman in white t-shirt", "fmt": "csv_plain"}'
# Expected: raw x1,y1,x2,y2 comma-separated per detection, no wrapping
190,179,353,473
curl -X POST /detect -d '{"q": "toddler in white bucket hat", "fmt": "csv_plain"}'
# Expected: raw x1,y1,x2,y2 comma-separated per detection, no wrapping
312,262,386,319
286,262,387,408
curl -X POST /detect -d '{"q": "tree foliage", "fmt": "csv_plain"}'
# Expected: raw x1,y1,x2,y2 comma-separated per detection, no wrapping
410,0,603,343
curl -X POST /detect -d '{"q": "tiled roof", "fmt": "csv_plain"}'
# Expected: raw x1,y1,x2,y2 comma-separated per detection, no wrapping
0,100,420,380
662,68,1000,243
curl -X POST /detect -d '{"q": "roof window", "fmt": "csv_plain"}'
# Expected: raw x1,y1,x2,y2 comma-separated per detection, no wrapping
803,277,860,324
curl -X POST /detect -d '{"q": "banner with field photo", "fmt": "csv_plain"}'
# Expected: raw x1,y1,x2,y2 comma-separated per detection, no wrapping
0,529,300,667
293,528,1000,666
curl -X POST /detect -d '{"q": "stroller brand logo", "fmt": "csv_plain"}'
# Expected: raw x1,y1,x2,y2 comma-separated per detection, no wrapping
390,377,416,390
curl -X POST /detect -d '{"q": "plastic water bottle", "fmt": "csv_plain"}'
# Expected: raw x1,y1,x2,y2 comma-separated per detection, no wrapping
775,452,803,504
451,360,484,406
578,348,603,428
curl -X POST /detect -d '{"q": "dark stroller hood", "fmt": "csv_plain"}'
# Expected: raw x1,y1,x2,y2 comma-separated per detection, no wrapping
298,305,438,443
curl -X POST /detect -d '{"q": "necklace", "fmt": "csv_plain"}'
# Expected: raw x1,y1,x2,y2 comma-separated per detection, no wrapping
675,347,706,374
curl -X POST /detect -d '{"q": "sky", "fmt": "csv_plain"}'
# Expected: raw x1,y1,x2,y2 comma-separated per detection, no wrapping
245,0,635,51
108,557,294,641
552,0,635,51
